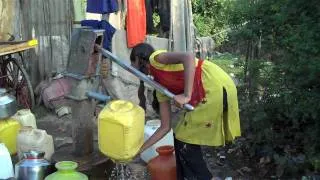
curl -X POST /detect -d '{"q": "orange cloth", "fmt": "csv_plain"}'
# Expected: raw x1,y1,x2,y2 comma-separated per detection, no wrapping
126,0,146,48
150,59,206,107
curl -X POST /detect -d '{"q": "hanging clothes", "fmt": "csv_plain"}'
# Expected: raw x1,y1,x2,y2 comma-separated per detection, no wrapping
100,20,116,51
145,0,170,35
81,20,116,51
155,0,170,33
80,20,100,28
145,0,155,34
126,0,146,48
86,0,119,14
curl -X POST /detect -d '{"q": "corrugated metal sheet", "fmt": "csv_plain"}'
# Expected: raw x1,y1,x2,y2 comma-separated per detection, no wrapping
20,0,73,86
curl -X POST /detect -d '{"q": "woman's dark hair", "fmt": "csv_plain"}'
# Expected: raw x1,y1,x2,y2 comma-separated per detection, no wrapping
130,43,155,63
130,43,159,114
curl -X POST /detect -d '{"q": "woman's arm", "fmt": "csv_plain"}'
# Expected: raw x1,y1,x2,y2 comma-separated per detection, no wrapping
139,100,171,153
156,52,196,105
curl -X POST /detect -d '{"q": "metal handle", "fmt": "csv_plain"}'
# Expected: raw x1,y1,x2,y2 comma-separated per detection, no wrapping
97,46,194,111
163,90,195,111
184,104,194,111
86,91,111,103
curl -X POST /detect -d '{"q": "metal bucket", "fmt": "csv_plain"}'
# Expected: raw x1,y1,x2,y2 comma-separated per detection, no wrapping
0,88,17,119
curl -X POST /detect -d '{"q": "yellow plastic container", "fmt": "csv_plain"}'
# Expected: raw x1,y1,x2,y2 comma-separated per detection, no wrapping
98,100,145,162
0,119,21,155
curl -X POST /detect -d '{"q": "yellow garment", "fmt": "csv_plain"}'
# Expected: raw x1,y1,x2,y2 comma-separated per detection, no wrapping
150,50,241,146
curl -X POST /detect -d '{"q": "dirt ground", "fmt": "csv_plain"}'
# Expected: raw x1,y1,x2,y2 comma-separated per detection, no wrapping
33,101,258,180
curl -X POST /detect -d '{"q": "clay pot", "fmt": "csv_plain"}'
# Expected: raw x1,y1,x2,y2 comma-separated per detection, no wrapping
147,145,177,180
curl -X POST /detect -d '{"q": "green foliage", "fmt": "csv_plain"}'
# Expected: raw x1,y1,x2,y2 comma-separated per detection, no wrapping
209,53,242,75
152,13,160,29
192,0,231,45
224,0,320,177
193,0,320,176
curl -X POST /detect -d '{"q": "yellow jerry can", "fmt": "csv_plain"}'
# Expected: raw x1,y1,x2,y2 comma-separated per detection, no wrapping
0,118,21,155
98,100,145,162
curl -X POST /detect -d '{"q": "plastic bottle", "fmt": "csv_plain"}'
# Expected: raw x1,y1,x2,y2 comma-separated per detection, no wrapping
0,143,14,179
45,161,88,180
17,126,54,160
0,118,21,154
13,109,37,128
98,100,145,162
141,119,174,163
147,145,177,180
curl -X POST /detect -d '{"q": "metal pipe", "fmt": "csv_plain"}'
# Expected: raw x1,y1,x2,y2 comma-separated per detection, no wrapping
97,46,194,111
86,91,111,103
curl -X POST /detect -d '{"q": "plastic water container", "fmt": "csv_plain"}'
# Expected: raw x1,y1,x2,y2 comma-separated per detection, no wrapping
141,120,174,163
45,161,88,180
98,100,145,162
12,109,37,128
0,118,21,155
17,126,54,160
0,143,14,179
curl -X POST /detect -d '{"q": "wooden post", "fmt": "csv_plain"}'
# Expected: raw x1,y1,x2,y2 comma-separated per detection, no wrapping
72,100,94,156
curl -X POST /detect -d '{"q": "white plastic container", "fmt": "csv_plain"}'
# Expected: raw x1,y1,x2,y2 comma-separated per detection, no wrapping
13,109,37,129
140,120,174,163
17,126,54,160
0,143,14,179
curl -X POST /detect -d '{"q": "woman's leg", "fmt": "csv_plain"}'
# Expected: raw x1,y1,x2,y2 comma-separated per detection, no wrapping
174,137,213,180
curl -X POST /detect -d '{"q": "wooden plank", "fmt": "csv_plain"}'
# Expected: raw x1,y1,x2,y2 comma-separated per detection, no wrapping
0,40,37,56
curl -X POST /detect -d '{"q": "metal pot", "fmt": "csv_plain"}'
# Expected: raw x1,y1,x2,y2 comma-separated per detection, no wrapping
15,151,55,180
0,88,17,119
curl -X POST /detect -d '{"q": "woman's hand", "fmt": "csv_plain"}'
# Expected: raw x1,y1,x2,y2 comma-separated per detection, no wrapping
174,94,191,108
137,101,171,156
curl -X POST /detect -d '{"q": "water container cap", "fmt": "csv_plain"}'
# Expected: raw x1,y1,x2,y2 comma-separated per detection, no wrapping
55,161,78,170
0,88,7,95
17,109,31,115
23,150,45,159
0,143,9,155
0,94,15,105
108,100,134,112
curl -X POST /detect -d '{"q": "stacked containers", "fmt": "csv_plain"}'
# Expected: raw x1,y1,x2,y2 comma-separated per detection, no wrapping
98,100,145,162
